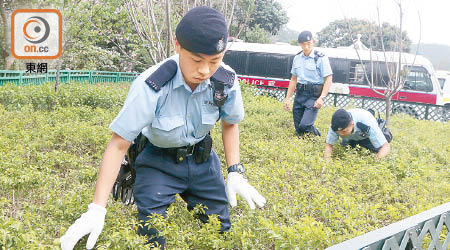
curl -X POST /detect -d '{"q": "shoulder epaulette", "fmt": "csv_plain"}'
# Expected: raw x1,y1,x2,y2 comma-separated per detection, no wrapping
356,122,370,136
211,65,235,87
144,59,177,92
314,50,324,57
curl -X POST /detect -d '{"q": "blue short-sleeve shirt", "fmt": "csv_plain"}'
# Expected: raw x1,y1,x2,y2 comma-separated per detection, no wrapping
325,109,387,149
109,54,244,148
290,49,332,85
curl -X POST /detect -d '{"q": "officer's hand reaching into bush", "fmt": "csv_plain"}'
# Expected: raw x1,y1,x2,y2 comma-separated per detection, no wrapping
60,203,106,250
226,172,266,209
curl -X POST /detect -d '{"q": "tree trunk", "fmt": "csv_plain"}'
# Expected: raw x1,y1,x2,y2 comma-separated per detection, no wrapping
0,1,14,69
55,59,63,91
165,0,171,58
385,96,392,127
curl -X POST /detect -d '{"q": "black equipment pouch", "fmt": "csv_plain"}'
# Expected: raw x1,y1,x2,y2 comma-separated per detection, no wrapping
378,118,393,143
194,134,213,164
210,65,235,108
367,109,393,143
128,132,148,167
312,84,324,98
213,81,227,108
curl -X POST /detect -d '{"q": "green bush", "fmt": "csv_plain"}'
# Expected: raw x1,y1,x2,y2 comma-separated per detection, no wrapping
0,82,128,110
0,83,449,249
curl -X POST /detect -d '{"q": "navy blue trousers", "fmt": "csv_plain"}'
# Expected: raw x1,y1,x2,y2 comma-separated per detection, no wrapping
346,139,380,153
292,91,321,136
133,144,230,249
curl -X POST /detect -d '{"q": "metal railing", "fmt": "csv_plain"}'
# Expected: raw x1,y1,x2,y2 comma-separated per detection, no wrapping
250,85,450,122
326,202,450,250
0,70,140,85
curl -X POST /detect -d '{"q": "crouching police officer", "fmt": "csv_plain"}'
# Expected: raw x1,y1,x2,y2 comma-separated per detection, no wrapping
60,6,266,250
324,108,391,161
283,30,333,137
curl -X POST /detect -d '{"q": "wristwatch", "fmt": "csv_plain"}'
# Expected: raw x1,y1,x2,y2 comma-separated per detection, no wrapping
227,163,245,174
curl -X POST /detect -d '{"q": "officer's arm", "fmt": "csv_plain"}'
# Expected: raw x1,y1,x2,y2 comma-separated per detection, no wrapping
320,75,333,97
221,120,240,166
93,133,131,207
376,142,390,160
284,75,297,103
324,143,333,161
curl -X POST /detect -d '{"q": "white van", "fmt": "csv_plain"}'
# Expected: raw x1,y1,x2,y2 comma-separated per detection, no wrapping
436,70,450,106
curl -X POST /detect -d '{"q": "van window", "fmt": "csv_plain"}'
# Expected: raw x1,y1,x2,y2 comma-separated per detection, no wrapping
403,66,433,92
223,50,249,75
349,62,367,85
329,58,349,84
438,78,445,90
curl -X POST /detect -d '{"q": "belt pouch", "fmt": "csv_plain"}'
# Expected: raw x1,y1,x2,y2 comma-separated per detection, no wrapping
194,134,213,164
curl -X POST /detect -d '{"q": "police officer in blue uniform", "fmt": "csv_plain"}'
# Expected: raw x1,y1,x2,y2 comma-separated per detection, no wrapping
324,108,391,160
60,6,266,250
283,31,333,137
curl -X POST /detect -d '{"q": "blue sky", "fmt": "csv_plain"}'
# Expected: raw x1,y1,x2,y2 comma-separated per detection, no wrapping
277,0,450,46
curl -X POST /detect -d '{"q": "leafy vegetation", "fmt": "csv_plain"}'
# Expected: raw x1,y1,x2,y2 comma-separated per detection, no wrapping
1,83,449,249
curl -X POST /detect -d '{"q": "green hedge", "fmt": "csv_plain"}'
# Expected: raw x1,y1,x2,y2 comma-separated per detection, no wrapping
0,82,128,110
0,83,449,249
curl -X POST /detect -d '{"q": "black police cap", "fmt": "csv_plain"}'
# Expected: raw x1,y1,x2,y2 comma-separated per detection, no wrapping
331,109,352,131
298,30,313,43
176,6,228,55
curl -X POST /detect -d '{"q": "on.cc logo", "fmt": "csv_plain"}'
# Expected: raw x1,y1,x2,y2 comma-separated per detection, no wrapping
11,9,62,59
23,16,50,44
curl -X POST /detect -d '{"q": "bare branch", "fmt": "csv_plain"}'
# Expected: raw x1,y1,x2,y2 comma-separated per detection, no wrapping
227,0,236,31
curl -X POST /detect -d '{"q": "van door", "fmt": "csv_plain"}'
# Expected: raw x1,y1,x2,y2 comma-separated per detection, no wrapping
397,66,436,104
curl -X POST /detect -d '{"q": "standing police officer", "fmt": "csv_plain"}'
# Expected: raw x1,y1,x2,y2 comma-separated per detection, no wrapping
283,31,333,137
324,108,391,161
60,6,266,250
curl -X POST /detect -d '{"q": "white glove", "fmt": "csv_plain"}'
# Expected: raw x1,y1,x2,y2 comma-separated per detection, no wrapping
60,203,106,250
226,172,266,209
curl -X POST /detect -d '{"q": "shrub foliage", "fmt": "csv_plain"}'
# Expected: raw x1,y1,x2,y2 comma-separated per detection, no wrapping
0,83,449,249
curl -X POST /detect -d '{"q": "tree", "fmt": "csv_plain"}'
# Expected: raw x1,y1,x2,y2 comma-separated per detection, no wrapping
228,0,255,39
0,0,32,70
244,24,271,44
124,0,241,65
62,0,145,72
317,18,412,52
248,0,288,35
342,1,421,125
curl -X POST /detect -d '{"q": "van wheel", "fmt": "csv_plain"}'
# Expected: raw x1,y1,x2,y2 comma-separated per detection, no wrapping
392,106,419,119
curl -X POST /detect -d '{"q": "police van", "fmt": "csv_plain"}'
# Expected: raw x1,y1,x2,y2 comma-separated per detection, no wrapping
223,42,445,108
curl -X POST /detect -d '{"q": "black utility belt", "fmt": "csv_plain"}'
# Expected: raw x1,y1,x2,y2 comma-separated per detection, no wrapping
150,134,213,164
296,83,323,97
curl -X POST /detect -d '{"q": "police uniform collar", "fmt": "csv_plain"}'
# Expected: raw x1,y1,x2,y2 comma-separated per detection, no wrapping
302,49,316,58
171,59,211,93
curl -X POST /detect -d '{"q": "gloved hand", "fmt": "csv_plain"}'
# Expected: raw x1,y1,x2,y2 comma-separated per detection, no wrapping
112,156,135,206
60,203,106,250
226,172,266,209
